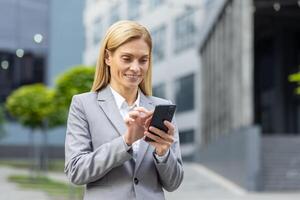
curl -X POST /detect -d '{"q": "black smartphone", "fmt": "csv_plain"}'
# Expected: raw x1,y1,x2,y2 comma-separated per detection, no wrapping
144,104,176,142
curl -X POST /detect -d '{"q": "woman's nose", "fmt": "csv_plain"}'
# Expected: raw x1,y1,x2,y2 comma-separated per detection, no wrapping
129,61,140,71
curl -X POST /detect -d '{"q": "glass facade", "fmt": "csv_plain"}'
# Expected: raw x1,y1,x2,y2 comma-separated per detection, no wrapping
127,0,141,20
93,16,103,45
151,25,166,63
149,0,165,11
153,83,166,99
109,5,120,25
175,73,195,112
174,9,196,53
0,0,48,103
0,52,45,103
179,129,194,144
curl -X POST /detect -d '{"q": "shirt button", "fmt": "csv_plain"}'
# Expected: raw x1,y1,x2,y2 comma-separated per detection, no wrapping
134,177,139,185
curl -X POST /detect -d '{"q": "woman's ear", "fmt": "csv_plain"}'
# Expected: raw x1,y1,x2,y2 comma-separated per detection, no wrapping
105,49,111,66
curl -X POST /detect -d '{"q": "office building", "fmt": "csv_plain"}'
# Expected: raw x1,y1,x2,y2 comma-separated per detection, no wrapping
84,0,207,159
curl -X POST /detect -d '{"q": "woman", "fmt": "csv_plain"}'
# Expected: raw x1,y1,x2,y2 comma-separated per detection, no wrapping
65,20,184,200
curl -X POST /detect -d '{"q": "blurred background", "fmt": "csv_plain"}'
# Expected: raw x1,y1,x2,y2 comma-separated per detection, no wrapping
0,0,300,199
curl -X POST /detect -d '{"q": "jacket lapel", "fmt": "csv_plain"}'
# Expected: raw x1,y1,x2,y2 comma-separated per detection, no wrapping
134,92,155,173
97,86,156,173
97,87,126,136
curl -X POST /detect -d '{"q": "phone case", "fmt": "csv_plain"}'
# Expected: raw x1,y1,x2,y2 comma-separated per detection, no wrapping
145,104,176,142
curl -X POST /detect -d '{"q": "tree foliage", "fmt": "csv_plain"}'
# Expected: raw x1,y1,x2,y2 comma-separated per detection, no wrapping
289,69,300,95
52,65,95,126
4,66,95,172
5,65,95,129
5,84,55,129
55,65,95,108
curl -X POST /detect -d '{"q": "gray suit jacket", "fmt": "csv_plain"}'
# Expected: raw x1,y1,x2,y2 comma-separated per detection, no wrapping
64,86,184,200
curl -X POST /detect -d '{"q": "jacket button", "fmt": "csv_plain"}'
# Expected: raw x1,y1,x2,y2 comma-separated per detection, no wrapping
134,177,139,185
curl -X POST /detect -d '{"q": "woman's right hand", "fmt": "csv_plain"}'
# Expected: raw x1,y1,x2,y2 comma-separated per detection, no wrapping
124,107,153,145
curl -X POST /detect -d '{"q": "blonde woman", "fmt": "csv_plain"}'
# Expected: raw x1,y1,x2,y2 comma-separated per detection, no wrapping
65,20,183,200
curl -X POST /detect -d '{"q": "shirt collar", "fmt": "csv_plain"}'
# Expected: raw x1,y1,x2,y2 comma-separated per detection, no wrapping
109,85,140,110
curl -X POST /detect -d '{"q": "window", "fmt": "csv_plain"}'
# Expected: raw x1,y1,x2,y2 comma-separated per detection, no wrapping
179,129,194,144
109,5,120,25
153,83,166,99
174,9,196,53
175,73,195,112
127,0,141,20
151,25,166,63
149,0,165,11
0,52,45,103
93,17,103,45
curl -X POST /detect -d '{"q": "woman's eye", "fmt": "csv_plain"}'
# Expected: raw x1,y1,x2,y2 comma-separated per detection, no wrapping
122,57,131,62
140,59,148,64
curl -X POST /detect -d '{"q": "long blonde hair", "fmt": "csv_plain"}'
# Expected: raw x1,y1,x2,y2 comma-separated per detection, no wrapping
91,20,153,96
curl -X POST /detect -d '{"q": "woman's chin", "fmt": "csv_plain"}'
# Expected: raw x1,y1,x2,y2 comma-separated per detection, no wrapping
124,81,141,90
123,78,142,86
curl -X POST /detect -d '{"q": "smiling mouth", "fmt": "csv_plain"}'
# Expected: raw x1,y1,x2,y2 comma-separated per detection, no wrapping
124,74,141,79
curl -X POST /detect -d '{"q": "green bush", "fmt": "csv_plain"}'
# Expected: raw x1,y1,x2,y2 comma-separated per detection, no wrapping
52,65,95,126
55,65,95,108
5,84,55,129
5,65,95,128
5,84,59,171
289,70,300,95
4,66,95,171
41,65,95,127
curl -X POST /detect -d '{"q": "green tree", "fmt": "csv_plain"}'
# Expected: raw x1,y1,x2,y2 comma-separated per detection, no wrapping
5,84,55,172
53,65,95,125
6,84,55,128
4,65,95,172
289,69,300,95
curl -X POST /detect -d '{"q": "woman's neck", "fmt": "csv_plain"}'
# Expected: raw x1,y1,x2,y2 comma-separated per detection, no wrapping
110,84,138,105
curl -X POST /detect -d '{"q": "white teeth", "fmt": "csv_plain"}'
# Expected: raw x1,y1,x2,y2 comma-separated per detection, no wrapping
125,74,138,78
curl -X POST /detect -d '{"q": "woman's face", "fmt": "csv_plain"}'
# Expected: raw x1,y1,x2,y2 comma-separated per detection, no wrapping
106,38,150,92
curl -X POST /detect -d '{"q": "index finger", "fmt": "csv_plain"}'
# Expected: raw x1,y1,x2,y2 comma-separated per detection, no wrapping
134,107,153,117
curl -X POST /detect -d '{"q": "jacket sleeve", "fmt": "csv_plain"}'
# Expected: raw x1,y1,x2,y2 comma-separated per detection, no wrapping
64,95,132,185
153,116,184,192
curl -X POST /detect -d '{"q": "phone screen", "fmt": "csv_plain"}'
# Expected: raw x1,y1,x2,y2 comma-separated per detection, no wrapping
144,104,176,142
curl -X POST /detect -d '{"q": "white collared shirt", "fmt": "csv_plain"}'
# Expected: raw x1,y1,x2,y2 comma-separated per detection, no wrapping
110,86,141,160
110,86,169,163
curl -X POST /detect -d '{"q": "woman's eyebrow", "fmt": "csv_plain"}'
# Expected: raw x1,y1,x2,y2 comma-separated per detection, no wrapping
140,55,149,58
120,52,149,58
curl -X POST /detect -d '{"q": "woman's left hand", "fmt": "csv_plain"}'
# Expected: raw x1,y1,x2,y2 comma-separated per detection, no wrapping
144,120,175,156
